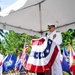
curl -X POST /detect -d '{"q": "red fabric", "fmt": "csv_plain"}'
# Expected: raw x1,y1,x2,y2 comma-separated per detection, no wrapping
14,66,18,71
25,46,59,72
70,65,75,75
21,40,28,67
0,62,2,66
70,44,75,75
31,38,45,45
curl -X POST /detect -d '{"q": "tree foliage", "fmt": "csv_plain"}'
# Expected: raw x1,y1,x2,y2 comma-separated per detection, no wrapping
61,29,75,52
1,28,75,55
0,29,38,55
0,29,4,37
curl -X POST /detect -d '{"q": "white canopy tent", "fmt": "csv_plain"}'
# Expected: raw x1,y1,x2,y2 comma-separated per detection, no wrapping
0,0,75,37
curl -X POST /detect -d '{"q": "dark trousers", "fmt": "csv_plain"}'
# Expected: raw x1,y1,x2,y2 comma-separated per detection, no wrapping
44,70,51,75
37,73,44,75
37,70,51,75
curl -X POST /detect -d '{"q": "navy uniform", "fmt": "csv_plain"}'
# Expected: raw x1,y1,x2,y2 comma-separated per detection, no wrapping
47,25,63,75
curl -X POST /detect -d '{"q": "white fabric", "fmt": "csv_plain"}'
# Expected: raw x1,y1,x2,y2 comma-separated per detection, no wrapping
0,0,27,17
48,31,62,45
0,0,75,37
27,37,57,66
0,54,4,75
48,30,62,75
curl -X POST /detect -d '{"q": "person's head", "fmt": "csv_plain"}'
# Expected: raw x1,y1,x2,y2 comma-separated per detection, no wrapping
48,25,55,32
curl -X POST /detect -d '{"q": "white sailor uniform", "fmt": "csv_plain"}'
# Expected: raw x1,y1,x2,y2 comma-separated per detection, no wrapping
48,30,63,75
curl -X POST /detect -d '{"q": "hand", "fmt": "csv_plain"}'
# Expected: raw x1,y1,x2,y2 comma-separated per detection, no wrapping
53,34,56,39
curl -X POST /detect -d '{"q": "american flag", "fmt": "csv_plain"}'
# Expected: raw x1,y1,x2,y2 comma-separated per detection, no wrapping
21,36,28,68
25,37,59,73
70,44,75,67
69,44,75,75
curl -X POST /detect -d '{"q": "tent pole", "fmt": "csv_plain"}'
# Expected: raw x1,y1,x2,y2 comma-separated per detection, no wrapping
39,3,43,36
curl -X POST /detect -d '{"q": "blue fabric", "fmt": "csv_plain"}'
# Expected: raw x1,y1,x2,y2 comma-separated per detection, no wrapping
63,45,69,56
2,54,16,72
62,57,71,75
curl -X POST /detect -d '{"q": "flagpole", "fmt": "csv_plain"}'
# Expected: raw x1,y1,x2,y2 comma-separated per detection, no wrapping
23,34,28,48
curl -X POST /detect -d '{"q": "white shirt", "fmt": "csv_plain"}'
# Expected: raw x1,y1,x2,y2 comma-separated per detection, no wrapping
48,30,62,45
0,54,3,62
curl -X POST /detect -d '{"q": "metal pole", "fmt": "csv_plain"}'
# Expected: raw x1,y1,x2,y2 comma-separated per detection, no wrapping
0,1,1,12
39,3,42,35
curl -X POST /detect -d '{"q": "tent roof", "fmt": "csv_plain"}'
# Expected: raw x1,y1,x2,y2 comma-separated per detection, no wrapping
0,0,75,36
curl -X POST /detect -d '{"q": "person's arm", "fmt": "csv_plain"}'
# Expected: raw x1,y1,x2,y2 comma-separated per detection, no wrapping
53,32,62,45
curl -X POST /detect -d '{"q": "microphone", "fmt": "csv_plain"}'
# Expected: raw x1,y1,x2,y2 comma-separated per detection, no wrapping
45,33,48,37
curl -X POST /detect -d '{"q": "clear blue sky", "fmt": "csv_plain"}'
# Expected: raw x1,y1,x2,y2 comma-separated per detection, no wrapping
0,0,17,10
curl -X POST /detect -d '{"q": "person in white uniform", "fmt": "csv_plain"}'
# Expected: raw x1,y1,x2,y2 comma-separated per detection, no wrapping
47,25,63,75
0,51,4,75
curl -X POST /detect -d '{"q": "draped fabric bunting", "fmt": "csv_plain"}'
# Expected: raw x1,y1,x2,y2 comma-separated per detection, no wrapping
25,37,59,73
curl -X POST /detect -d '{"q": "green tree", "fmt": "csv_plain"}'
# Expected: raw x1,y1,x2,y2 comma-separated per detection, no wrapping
0,6,1,12
1,30,38,55
61,29,75,52
0,29,4,37
2,28,75,55
0,29,5,52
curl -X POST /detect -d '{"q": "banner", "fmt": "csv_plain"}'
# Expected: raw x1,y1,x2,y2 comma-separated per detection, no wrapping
25,37,59,72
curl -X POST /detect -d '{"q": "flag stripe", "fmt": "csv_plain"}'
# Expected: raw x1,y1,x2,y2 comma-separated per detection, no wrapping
21,36,28,68
25,46,58,72
25,37,59,72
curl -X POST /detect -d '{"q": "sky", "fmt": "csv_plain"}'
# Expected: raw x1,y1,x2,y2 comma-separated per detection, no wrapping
0,0,14,40
0,0,17,10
